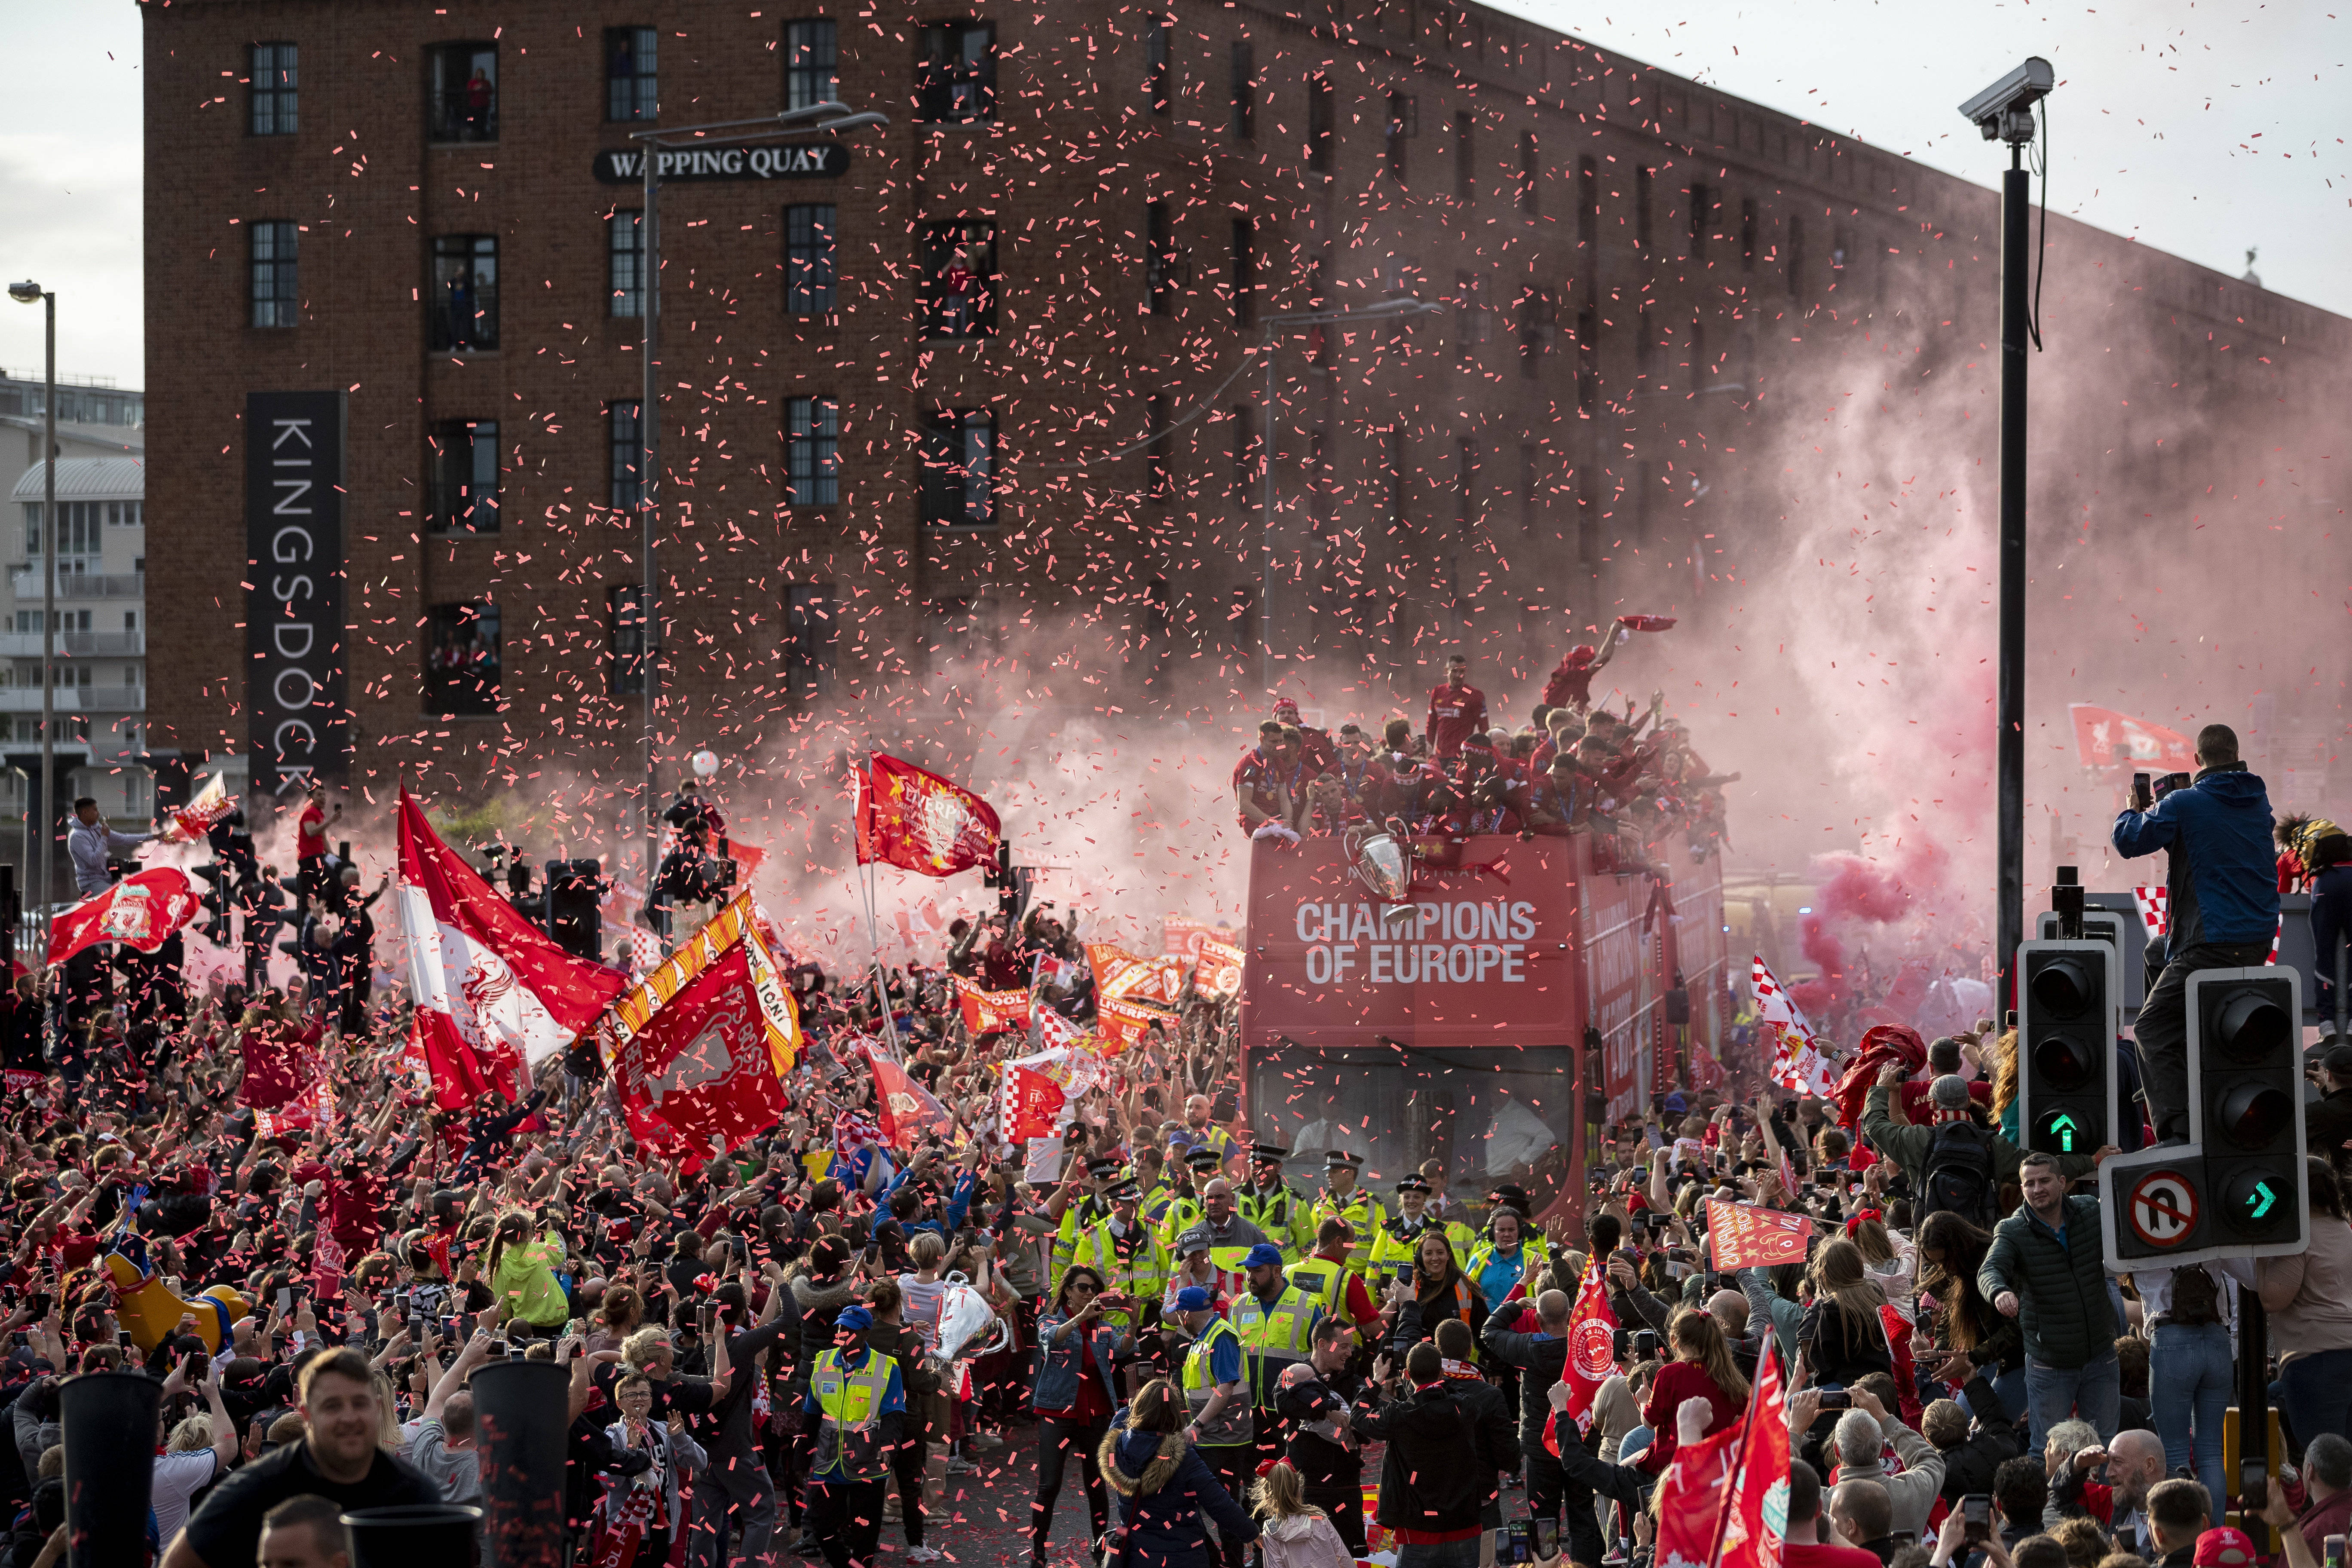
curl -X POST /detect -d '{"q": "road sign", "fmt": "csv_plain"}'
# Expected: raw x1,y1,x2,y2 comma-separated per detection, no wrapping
2127,1170,2199,1248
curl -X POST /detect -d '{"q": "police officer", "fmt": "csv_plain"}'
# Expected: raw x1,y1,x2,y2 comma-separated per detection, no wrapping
1368,1173,1477,1280
1154,1145,1226,1254
1071,1178,1170,1335
1229,1240,1321,1472
1309,1151,1386,1280
1172,1284,1253,1567
1235,1142,1314,1260
1045,1154,1125,1286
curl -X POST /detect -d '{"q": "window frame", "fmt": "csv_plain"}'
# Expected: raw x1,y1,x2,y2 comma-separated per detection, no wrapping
425,418,501,535
250,220,299,329
784,19,839,113
1453,109,1474,205
250,42,298,136
1229,39,1254,141
1145,199,1174,316
429,234,500,353
916,19,996,125
427,41,500,143
785,396,841,508
606,584,646,696
605,27,659,123
786,583,837,701
919,220,998,340
1145,17,1171,115
919,409,997,528
1385,91,1413,184
608,401,643,511
608,208,644,318
785,203,838,316
423,600,502,717
1229,215,1254,325
1307,75,1335,173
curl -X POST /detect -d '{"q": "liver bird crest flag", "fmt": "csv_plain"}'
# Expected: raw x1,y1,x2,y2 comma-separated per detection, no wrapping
397,790,628,1107
595,892,802,1170
854,753,1001,877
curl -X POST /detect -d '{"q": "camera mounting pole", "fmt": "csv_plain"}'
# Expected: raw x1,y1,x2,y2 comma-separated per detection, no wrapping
1958,56,2053,1004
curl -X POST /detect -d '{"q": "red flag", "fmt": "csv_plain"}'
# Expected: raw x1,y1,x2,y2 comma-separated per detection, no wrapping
1195,937,1246,999
1704,1199,1813,1271
1094,996,1171,1056
1005,1066,1066,1140
240,1020,322,1111
1653,1420,1743,1568
1556,1245,1620,1435
46,869,202,968
398,789,627,1108
2068,702,2195,774
953,977,1031,1034
1712,1348,1790,1568
862,1044,956,1149
854,753,1002,877
601,896,801,1172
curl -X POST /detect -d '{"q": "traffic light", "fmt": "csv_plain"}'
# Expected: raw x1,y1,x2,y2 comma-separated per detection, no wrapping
2016,938,2119,1159
545,858,603,963
2189,966,2306,1249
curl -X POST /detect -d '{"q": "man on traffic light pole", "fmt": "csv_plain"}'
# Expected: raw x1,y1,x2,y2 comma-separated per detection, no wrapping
2112,722,2280,1145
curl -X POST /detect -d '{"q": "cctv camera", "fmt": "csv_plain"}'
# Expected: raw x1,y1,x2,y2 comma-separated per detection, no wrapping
1957,57,2054,143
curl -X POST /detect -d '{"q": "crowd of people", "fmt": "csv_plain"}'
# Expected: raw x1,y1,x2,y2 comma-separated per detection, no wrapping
0,710,2344,1568
1232,643,1737,875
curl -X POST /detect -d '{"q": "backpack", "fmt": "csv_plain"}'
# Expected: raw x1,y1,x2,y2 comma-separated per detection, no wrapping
2168,1263,2223,1327
1919,1121,1999,1227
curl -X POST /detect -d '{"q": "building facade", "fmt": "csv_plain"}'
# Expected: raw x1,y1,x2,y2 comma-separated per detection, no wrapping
141,1,2352,818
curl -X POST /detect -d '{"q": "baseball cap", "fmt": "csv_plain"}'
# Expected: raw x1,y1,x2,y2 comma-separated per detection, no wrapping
1243,1243,1286,1270
1172,1286,1213,1313
2194,1527,2258,1567
835,1305,874,1335
2322,1044,2352,1077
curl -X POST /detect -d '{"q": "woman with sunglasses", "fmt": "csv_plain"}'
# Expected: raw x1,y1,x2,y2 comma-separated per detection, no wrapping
1031,1265,1130,1568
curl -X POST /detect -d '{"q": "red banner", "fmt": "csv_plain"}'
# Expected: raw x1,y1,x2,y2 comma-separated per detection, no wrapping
953,977,1031,1034
46,868,202,968
855,753,1002,877
240,1020,324,1111
1654,1346,1788,1568
1085,942,1162,1004
2069,703,2195,774
1162,916,1225,965
1094,996,1171,1056
1006,1066,1065,1140
1196,937,1245,1000
2,1069,42,1099
1704,1199,1813,1270
1239,835,1584,1053
601,900,801,1172
863,1045,956,1149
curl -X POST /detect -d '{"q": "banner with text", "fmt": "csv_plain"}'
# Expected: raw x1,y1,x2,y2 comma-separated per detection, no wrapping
245,390,349,792
1705,1198,1813,1270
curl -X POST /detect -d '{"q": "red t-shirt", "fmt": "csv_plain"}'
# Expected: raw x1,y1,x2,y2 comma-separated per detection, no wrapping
1896,1079,1994,1122
1639,1359,1743,1472
1072,1335,1114,1424
297,802,328,860
1542,646,1599,710
1424,683,1488,756
1780,1541,1886,1568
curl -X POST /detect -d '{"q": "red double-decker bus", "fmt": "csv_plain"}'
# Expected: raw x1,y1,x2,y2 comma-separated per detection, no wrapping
1237,834,1729,1223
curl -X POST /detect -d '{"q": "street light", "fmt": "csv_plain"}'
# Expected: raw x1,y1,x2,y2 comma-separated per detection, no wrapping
627,102,887,897
1255,295,1439,697
7,281,55,954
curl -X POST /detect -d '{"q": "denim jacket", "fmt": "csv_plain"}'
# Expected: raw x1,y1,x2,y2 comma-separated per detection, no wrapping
1034,1309,1124,1418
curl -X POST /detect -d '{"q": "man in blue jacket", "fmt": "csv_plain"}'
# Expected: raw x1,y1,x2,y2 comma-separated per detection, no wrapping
2112,722,2279,1144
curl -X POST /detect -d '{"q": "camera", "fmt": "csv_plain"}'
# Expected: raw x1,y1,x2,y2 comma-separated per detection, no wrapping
1632,1330,1660,1361
1962,1494,1993,1547
2152,771,2192,802
1958,56,2055,141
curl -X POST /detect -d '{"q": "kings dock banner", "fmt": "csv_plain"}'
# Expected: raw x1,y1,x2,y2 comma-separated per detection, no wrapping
244,390,349,792
1240,835,1586,1053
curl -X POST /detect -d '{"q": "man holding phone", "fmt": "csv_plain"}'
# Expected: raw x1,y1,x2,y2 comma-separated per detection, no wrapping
2113,722,2281,1145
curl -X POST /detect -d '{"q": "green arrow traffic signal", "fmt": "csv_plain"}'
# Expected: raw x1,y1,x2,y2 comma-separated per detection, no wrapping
2249,1182,2277,1219
2050,1113,2079,1152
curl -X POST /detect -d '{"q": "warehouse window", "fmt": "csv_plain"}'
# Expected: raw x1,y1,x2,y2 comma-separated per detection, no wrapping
430,235,498,352
608,401,642,510
1385,91,1414,184
606,27,658,122
606,585,645,695
250,43,298,136
426,419,499,533
1307,75,1334,173
919,411,995,527
785,397,839,507
428,42,499,142
787,584,836,701
785,204,836,315
916,20,994,123
1229,40,1254,140
784,20,837,111
1146,200,1173,315
1145,17,1170,115
921,220,995,339
608,210,643,318
250,221,298,328
425,602,501,716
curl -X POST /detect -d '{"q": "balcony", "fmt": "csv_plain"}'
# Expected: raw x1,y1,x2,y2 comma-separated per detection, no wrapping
8,570,144,600
0,631,144,658
0,686,144,713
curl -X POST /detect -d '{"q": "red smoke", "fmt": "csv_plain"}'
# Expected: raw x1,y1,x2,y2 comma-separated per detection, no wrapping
1787,837,1959,1017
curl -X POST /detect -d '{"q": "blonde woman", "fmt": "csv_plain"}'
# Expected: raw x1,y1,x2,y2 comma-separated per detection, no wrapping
1798,1238,1894,1387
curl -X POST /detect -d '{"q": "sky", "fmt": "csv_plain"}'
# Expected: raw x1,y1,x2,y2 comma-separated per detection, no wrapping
0,0,2343,389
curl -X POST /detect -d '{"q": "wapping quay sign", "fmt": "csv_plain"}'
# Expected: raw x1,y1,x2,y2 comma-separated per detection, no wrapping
592,142,850,183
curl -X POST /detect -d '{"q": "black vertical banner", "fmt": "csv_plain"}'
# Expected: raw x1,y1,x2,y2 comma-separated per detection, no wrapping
244,391,349,791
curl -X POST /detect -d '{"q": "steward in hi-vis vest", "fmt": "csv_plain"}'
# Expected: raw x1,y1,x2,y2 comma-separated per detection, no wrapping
1235,1142,1315,1261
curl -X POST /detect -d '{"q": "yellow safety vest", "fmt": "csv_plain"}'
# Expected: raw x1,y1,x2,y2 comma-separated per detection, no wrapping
1050,1194,1106,1285
1230,1284,1320,1406
1367,1215,1475,1278
1073,1220,1170,1327
1237,1183,1313,1259
1155,1194,1206,1254
1179,1317,1253,1448
1284,1256,1365,1329
1310,1188,1387,1274
812,1345,898,1479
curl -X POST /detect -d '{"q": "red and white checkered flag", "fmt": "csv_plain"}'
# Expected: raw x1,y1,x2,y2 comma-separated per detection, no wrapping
2133,885,2282,961
1752,955,1836,1096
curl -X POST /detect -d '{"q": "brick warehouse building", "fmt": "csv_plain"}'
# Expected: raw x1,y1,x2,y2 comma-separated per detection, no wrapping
141,0,2352,822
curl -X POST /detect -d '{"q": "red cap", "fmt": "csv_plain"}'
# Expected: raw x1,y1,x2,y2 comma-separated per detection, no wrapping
2194,1528,2257,1567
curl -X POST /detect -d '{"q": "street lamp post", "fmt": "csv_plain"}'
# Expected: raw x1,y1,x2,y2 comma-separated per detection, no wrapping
1253,296,1439,698
627,102,886,898
6,282,55,949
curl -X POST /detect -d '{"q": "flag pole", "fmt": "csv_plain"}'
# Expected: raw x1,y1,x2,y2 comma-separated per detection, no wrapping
854,772,903,1060
1702,1339,1776,1564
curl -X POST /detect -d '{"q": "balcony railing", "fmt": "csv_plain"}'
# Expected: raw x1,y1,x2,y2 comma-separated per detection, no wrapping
7,571,144,599
0,686,143,714
0,631,144,658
